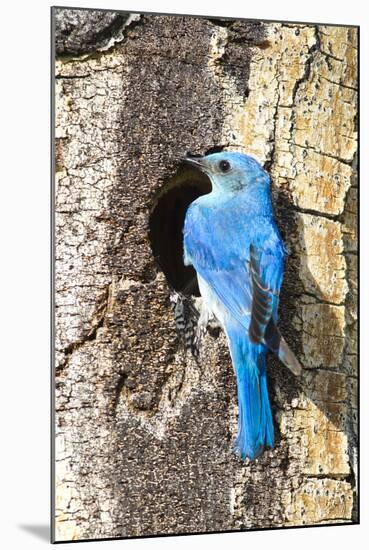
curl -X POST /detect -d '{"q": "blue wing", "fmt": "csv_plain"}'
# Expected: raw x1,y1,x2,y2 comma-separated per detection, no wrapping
183,202,284,337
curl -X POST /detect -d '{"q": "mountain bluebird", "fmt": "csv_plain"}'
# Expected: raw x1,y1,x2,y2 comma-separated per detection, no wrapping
183,151,301,460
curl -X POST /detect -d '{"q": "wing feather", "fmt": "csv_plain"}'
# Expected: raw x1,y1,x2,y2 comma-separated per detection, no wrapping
183,204,283,332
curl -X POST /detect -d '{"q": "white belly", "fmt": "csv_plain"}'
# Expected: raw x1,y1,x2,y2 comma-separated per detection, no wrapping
197,274,231,330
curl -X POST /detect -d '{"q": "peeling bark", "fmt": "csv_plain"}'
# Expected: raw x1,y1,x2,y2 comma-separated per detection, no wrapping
53,8,358,542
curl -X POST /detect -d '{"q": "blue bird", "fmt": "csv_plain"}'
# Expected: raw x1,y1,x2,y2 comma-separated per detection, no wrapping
182,151,301,460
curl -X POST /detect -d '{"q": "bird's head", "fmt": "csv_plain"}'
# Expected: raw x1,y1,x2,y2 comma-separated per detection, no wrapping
183,151,270,196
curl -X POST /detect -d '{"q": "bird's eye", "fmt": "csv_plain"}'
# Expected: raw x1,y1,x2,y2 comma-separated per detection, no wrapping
219,160,231,173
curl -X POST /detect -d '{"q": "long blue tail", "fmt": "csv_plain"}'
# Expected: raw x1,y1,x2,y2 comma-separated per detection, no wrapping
227,326,274,460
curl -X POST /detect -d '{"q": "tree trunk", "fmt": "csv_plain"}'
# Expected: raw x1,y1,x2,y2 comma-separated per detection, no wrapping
53,8,358,542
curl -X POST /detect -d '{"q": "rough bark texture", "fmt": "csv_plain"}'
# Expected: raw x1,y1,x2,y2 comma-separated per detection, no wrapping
53,8,358,542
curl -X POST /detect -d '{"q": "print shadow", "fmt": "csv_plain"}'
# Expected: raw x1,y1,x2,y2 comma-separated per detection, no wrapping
18,524,50,542
149,160,355,469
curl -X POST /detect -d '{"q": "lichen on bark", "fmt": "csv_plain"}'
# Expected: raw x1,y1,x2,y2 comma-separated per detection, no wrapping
53,8,358,542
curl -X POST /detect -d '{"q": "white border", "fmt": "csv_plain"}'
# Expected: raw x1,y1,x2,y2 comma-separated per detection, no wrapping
1,1,366,548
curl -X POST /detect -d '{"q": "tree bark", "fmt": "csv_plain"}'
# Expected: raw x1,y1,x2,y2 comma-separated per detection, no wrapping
53,8,358,542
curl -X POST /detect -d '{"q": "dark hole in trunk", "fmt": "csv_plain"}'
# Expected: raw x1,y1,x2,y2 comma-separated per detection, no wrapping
149,164,211,297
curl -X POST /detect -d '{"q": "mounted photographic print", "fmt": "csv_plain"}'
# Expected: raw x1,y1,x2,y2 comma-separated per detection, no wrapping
52,5,359,543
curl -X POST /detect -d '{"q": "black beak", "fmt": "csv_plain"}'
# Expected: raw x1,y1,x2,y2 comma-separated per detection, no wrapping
182,155,206,171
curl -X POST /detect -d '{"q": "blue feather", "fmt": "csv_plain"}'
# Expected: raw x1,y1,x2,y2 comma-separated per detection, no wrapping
182,151,300,459
226,323,274,459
